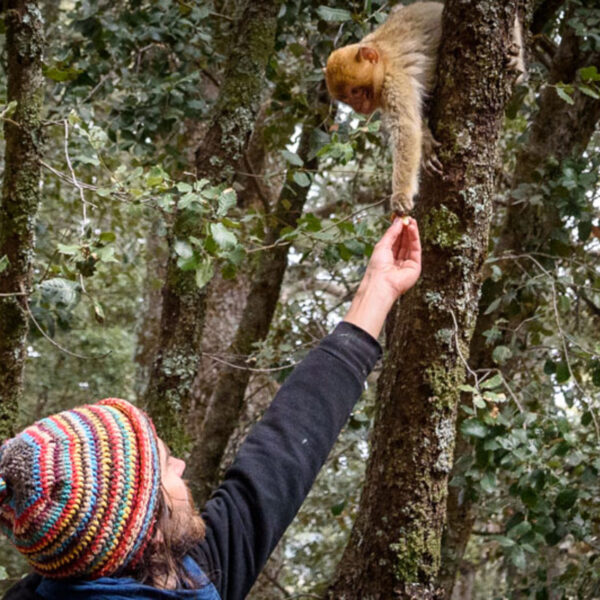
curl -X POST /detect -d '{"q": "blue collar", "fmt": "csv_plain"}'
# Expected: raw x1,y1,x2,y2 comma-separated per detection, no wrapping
36,556,221,600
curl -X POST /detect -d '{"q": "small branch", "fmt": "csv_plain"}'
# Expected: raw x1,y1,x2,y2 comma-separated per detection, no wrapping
63,119,91,234
201,351,299,373
25,298,110,361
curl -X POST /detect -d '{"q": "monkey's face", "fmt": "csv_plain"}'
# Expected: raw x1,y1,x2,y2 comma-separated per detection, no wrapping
325,45,384,114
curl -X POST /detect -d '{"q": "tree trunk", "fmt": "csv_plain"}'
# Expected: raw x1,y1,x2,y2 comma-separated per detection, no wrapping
327,2,522,598
143,0,279,455
439,24,600,599
0,0,43,440
189,106,325,504
134,216,168,399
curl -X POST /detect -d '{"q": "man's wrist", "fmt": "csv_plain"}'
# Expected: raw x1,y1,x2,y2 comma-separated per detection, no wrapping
343,282,396,340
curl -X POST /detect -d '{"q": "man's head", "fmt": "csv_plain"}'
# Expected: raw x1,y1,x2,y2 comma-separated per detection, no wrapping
0,398,202,583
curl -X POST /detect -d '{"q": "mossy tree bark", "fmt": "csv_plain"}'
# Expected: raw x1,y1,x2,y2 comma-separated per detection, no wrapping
189,98,328,504
440,22,600,598
143,0,279,455
0,0,44,440
327,2,523,598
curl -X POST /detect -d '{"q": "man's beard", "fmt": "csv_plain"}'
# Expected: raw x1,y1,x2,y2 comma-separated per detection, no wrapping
168,480,206,557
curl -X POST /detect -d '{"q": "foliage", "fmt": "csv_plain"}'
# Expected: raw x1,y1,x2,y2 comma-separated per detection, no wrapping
0,0,598,597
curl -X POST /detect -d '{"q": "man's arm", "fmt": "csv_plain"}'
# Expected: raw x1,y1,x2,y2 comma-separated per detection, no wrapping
192,218,421,600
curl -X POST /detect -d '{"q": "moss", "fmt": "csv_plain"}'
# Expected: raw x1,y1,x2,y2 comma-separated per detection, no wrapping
422,205,463,250
425,362,464,412
390,527,440,583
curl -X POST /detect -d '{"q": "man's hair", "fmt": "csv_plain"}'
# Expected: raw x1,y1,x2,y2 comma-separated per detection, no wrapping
128,486,206,589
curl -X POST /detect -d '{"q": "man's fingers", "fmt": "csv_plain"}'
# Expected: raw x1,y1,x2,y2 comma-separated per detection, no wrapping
377,216,405,251
405,218,421,263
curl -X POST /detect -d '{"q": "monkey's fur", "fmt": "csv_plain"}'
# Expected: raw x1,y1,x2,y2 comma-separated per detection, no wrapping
325,2,524,215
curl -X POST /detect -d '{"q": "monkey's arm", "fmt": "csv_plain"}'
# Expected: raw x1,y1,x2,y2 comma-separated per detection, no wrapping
383,75,423,214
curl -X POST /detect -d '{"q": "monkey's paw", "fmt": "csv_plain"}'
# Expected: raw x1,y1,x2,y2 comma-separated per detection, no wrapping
421,131,443,176
390,191,414,216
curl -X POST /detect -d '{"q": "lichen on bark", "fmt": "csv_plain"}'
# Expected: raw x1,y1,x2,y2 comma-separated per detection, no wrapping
0,0,44,440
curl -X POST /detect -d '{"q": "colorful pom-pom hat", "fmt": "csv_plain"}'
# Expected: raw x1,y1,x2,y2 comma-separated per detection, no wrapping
0,398,160,579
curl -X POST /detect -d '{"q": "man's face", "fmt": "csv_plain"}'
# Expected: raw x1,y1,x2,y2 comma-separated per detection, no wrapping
158,438,190,514
156,438,205,545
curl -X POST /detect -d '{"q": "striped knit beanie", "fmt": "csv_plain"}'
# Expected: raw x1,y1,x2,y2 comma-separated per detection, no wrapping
0,398,161,579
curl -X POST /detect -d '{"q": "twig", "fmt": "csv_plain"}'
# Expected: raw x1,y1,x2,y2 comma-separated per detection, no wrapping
63,119,91,234
201,351,299,373
79,74,112,105
25,299,110,360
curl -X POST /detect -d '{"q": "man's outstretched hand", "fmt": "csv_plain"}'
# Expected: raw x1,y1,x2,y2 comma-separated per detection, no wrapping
343,217,422,340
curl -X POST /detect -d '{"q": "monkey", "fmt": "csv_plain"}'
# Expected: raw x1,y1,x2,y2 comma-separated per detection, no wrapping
324,2,525,215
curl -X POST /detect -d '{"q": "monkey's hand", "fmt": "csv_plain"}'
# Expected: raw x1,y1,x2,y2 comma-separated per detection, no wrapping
390,191,414,216
421,127,443,175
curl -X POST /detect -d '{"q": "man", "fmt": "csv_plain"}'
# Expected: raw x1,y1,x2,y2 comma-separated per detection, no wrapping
0,217,421,599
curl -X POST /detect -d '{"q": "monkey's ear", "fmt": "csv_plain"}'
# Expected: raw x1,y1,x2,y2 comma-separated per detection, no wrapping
356,46,379,64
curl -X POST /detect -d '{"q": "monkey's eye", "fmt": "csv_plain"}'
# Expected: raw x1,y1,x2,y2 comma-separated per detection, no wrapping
350,87,361,97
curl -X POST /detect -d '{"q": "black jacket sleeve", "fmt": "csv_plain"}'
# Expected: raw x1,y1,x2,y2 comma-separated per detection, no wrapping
1,574,42,600
192,321,381,600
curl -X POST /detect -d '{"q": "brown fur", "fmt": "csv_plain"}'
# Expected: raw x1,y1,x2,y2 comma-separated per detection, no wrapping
325,2,525,214
325,2,444,214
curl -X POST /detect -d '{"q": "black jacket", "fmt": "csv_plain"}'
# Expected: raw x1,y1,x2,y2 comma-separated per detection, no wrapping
3,322,380,600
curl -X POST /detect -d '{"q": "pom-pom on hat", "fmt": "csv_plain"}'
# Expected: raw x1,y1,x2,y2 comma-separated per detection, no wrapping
0,398,161,579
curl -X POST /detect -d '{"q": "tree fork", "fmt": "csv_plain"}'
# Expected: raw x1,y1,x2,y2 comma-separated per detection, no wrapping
327,2,523,598
143,0,279,455
0,0,44,439
189,108,324,505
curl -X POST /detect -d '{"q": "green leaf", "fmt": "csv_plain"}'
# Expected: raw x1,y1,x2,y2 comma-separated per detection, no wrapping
95,246,118,263
555,85,575,105
293,171,311,187
579,84,600,99
480,471,496,493
543,359,556,375
330,500,346,516
316,6,352,21
44,65,82,82
555,362,570,383
195,258,214,288
461,419,488,439
459,384,478,393
57,243,80,256
174,240,193,259
492,345,512,365
281,150,304,167
39,278,79,307
92,299,105,324
579,66,600,81
210,223,237,250
490,535,515,548
509,545,526,570
474,396,486,409
508,520,532,539
176,182,193,193
484,296,502,315
482,374,503,389
146,166,166,187
0,255,8,274
99,232,116,243
555,488,578,510
217,188,237,217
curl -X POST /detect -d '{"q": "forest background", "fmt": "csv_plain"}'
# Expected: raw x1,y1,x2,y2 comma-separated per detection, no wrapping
0,0,599,598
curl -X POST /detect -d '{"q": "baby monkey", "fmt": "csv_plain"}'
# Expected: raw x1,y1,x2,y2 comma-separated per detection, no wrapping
325,1,524,215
